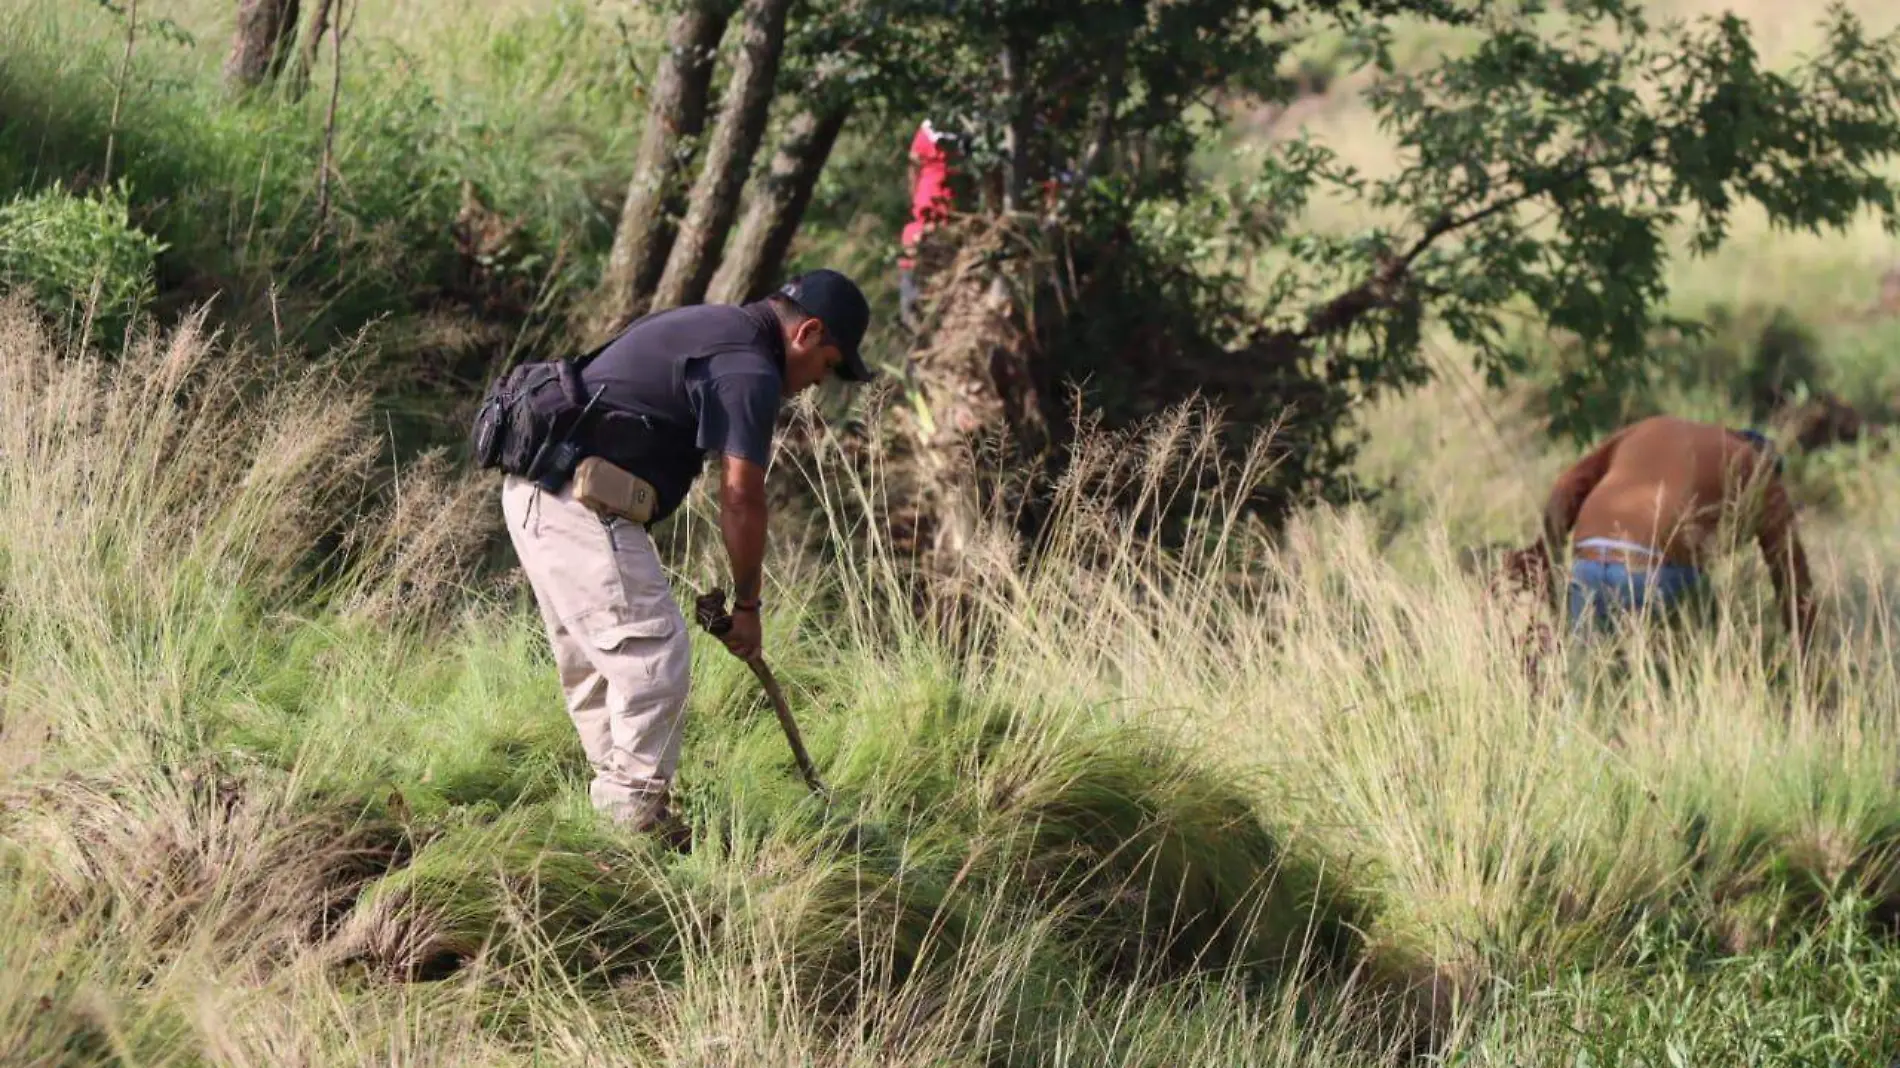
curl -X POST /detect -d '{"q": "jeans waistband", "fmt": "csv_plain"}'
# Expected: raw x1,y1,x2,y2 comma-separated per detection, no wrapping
1575,536,1663,561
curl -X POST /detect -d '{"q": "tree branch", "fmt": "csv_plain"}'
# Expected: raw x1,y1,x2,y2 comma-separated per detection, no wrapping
1287,139,1660,346
1049,30,1129,225
707,97,852,304
308,0,347,252
102,0,139,188
649,0,792,310
1000,33,1031,213
289,0,334,100
1393,149,1638,274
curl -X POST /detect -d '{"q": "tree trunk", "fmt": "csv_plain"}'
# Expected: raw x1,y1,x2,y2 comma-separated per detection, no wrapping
1075,46,1125,186
707,100,851,305
224,0,301,91
1048,37,1128,225
999,35,1030,213
286,0,334,100
587,0,733,341
649,0,793,312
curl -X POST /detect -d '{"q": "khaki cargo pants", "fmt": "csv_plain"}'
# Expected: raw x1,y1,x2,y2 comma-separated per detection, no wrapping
501,474,691,829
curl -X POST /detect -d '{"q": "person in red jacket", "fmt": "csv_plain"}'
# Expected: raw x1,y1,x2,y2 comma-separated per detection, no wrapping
899,119,956,333
1540,415,1816,642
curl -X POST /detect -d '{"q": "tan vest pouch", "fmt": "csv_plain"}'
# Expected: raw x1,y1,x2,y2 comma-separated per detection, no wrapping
573,456,658,524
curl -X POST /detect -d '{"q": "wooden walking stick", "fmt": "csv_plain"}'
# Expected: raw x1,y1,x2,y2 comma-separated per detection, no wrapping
694,589,829,798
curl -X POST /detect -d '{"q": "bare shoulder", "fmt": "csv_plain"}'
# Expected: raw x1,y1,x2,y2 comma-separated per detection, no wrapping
1621,415,1759,457
1621,413,1702,441
1575,414,1668,458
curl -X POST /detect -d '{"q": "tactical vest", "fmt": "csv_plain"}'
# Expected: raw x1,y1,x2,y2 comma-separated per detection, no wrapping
470,355,698,522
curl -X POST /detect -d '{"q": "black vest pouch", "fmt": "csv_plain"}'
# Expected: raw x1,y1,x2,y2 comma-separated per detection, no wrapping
583,409,697,522
470,358,596,484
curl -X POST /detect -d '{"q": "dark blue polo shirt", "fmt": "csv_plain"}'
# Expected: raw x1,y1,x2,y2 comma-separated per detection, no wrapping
579,301,784,518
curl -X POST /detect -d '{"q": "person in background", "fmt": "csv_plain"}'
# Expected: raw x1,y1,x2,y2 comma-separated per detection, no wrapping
1539,414,1816,643
899,119,956,334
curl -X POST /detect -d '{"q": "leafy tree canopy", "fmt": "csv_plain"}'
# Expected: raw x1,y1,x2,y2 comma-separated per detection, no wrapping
850,0,1899,446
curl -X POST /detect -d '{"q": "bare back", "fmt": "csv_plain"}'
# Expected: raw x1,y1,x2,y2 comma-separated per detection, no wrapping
1557,417,1779,566
1542,414,1814,639
1574,418,1760,563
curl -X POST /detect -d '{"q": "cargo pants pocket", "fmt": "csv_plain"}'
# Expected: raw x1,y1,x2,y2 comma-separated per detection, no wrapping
586,611,682,682
575,593,692,792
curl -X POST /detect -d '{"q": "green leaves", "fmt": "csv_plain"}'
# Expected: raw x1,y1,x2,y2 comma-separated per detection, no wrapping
0,182,165,350
1241,2,1900,442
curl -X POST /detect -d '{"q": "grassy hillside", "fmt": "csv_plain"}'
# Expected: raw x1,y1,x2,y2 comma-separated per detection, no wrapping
6,0,1900,1064
7,292,1900,1065
0,0,912,408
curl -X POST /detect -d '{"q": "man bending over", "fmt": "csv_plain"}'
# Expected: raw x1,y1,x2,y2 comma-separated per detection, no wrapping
1540,415,1815,642
500,270,875,842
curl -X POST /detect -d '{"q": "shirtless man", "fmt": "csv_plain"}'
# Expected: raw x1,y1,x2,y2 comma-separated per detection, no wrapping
1540,415,1816,641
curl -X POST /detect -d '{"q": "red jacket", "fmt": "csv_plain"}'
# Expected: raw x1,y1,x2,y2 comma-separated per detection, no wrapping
901,121,954,268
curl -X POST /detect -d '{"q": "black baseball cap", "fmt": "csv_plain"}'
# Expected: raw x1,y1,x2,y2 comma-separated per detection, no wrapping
778,269,874,382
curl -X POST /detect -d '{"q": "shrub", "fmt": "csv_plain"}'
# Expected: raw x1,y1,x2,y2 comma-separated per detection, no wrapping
0,183,164,348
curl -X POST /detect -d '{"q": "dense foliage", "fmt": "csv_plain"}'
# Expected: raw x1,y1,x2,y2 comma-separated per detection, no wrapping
904,0,1900,488
0,183,164,347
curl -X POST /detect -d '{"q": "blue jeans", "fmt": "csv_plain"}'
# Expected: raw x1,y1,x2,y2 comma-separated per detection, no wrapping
1566,557,1705,632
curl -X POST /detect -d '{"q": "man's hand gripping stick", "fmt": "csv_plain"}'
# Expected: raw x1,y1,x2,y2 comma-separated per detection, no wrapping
694,589,829,798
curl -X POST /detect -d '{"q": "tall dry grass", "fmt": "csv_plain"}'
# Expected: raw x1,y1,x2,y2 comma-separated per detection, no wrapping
790,385,1900,987
4,302,1900,1065
0,305,1391,1065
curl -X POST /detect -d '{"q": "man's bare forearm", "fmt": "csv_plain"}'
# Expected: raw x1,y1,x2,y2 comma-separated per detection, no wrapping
720,456,769,603
1541,498,1572,557
1542,474,1590,555
1765,533,1815,639
722,498,766,603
